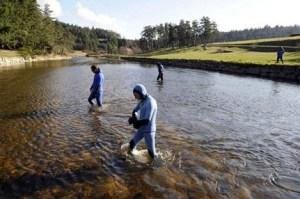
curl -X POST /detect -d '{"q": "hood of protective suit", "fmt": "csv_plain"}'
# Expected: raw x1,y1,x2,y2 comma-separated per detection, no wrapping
133,84,148,99
94,68,101,74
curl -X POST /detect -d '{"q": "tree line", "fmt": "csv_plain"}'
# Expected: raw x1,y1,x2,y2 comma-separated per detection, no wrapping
1,0,299,55
139,18,300,52
0,0,120,55
61,23,120,53
139,17,218,51
217,25,300,42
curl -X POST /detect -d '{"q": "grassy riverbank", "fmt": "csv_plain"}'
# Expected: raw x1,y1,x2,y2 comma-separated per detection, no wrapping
138,36,300,66
0,50,86,67
0,50,86,58
0,50,21,57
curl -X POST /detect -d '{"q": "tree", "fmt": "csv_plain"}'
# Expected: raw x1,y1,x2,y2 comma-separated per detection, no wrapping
0,0,121,54
184,21,193,46
107,34,118,54
216,25,300,42
139,37,148,51
192,20,201,45
177,20,186,47
168,24,178,48
139,17,219,51
0,0,43,51
118,38,127,48
199,16,218,49
156,24,165,49
141,25,157,50
37,4,57,53
53,21,75,54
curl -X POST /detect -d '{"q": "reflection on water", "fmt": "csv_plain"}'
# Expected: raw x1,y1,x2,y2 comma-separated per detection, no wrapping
1,59,300,198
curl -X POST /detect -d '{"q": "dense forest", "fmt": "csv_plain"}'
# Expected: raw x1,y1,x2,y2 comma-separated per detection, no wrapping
217,25,300,42
1,0,300,55
139,17,218,51
0,0,120,55
139,19,300,52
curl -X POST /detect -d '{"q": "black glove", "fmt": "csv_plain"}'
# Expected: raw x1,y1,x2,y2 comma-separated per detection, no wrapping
133,119,149,129
129,111,138,125
128,117,134,125
133,121,141,129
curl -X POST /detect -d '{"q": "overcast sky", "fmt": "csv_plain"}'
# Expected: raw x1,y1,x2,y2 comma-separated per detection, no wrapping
37,0,300,39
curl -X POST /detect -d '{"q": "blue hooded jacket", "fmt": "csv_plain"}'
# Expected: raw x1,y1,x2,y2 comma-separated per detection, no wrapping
133,84,157,133
90,69,104,93
157,63,164,74
277,47,285,57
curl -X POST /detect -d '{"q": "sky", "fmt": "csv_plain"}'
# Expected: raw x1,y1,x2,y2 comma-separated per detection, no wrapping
37,0,300,39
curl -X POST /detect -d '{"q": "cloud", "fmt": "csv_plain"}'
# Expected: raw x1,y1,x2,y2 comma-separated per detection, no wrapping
37,0,62,18
76,2,127,37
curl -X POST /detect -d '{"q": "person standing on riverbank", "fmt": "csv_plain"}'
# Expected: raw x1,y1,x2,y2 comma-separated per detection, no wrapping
88,65,104,110
157,63,164,81
128,84,158,160
276,46,285,64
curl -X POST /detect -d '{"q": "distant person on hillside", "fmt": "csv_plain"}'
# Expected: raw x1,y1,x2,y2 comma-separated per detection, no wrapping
276,46,285,64
88,65,105,110
156,62,164,81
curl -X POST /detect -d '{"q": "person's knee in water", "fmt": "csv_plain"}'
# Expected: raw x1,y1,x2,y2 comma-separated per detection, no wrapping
157,73,163,81
89,65,105,107
128,84,158,159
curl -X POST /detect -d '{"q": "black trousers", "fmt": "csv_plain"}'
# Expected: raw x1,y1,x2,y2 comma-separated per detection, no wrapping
157,73,163,81
277,56,284,64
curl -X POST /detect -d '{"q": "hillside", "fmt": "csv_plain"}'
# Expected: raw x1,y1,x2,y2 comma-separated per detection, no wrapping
141,36,300,65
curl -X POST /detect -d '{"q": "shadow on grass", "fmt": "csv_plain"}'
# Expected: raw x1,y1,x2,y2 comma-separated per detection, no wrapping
213,44,300,53
209,49,233,54
287,58,300,64
143,47,195,56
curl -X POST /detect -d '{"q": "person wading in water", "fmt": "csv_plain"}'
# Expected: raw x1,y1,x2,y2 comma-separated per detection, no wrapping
88,65,105,111
128,84,158,160
156,63,164,81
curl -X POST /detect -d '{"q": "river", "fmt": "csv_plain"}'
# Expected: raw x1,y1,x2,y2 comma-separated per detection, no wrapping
0,58,299,198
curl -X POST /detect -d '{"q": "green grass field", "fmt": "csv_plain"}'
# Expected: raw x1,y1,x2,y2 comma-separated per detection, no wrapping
213,36,300,45
142,36,300,65
0,50,21,57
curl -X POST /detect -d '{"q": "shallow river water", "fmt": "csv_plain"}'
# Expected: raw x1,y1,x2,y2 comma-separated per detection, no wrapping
0,58,300,198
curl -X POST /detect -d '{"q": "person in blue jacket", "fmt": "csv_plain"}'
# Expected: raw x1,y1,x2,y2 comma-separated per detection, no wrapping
88,65,104,108
276,46,285,64
128,84,158,159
